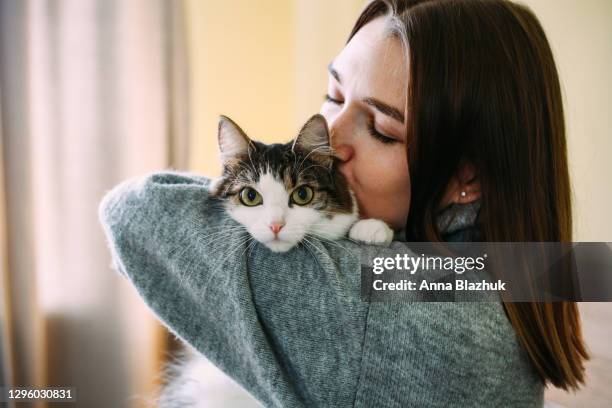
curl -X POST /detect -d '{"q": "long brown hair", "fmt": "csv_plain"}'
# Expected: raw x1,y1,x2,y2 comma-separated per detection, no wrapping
349,0,588,390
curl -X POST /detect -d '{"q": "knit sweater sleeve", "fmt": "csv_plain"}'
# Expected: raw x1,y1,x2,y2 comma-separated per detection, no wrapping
99,171,544,408
98,171,368,408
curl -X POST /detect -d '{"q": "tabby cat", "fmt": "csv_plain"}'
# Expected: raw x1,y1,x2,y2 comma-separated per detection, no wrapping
159,114,393,407
209,113,394,250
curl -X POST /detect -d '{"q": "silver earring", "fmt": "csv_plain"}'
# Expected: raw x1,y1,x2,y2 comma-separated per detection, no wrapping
460,191,467,197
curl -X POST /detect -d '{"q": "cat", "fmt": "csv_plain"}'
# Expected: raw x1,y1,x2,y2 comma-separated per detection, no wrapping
158,114,394,407
209,113,394,251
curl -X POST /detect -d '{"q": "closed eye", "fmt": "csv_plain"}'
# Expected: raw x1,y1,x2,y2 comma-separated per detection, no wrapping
368,119,397,144
324,94,343,105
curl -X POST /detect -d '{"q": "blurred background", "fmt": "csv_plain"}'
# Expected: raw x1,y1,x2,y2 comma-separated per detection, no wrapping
0,0,610,407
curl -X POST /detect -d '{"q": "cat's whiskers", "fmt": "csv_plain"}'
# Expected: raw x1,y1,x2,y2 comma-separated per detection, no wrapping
305,232,357,258
314,208,356,217
301,235,343,272
234,160,253,174
311,226,362,246
169,235,211,287
168,228,212,259
296,164,332,179
246,148,259,179
191,228,247,245
180,231,252,288
199,233,254,296
291,151,299,176
168,225,246,276
238,236,258,260
299,238,325,272
295,144,333,175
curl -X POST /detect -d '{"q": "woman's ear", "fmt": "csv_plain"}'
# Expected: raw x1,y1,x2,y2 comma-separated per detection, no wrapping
439,161,482,208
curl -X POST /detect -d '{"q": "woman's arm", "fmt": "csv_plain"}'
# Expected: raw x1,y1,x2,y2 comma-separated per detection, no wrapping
98,171,369,408
99,171,543,407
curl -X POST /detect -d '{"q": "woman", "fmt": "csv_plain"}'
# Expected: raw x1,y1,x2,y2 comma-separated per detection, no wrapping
100,0,588,406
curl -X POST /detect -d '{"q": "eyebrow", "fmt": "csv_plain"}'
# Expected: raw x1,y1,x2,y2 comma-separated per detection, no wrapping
364,97,405,123
327,62,405,124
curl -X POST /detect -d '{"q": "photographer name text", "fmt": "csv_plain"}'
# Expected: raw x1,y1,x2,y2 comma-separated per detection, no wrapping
372,279,507,291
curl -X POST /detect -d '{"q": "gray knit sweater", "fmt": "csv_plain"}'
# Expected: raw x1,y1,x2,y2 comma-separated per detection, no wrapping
99,171,544,407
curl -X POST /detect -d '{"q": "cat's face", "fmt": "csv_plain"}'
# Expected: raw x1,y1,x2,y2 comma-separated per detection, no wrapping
210,114,357,252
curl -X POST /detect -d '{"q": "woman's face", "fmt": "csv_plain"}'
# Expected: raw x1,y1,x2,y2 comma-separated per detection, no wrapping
320,17,411,231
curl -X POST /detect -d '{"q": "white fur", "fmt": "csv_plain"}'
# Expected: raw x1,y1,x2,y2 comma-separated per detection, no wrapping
348,218,394,245
158,348,259,407
226,172,358,252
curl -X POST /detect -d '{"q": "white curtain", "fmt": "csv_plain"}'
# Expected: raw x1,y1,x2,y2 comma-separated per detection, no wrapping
0,0,189,406
0,94,14,400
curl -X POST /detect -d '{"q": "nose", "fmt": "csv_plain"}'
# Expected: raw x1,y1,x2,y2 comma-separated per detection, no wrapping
327,111,355,162
269,222,284,235
332,144,354,162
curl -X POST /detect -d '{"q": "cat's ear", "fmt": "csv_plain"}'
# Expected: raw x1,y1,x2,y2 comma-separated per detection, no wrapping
218,115,254,165
292,114,333,167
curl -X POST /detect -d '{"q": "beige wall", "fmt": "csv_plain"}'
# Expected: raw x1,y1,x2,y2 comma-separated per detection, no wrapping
523,0,612,242
293,0,365,126
185,0,295,176
185,0,364,177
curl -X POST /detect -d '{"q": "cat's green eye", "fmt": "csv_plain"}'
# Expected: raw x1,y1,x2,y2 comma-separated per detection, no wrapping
291,185,314,206
239,187,263,206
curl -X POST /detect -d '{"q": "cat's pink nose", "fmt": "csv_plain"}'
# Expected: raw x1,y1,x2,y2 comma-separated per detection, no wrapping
269,223,284,235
